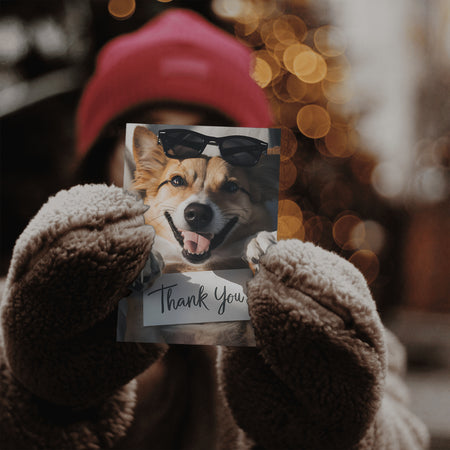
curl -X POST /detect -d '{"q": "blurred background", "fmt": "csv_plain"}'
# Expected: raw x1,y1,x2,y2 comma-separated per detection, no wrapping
0,0,448,447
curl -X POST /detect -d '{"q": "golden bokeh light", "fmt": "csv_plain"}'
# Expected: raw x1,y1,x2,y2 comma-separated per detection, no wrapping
278,159,298,190
333,214,364,250
283,43,310,73
234,19,260,37
325,126,355,158
293,48,317,76
279,126,298,161
252,56,272,88
273,74,297,102
278,198,303,220
259,21,279,49
273,18,297,45
273,15,307,45
314,26,347,57
273,41,289,62
251,0,278,19
278,216,305,240
294,50,327,83
349,250,379,285
297,104,331,139
254,50,281,81
108,0,136,20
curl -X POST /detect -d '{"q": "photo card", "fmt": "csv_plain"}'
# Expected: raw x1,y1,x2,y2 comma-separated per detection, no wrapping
117,124,281,346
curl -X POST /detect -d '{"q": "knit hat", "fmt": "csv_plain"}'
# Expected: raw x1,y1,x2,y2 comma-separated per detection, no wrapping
76,9,273,157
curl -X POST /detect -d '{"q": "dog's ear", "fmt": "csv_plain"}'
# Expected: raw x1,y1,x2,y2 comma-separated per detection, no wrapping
132,126,168,190
133,126,166,169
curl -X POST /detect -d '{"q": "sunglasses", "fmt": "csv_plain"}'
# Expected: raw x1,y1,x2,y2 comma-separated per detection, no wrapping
158,129,268,167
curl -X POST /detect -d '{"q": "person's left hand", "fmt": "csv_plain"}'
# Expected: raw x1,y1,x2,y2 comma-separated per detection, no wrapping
220,234,386,449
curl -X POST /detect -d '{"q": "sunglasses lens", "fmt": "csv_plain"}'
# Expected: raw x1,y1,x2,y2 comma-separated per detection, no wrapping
220,137,264,166
161,130,205,158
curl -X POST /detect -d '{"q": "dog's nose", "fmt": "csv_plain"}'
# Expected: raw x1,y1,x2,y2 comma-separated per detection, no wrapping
184,203,213,229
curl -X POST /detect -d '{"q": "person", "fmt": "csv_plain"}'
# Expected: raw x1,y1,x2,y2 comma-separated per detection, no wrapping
0,8,429,449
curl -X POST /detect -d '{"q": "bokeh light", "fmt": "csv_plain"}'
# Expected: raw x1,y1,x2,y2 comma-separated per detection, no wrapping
279,126,297,161
325,126,355,157
412,167,448,203
214,0,449,316
294,49,327,83
273,15,307,45
332,213,364,250
108,0,136,20
278,159,298,191
253,56,272,88
363,220,386,254
278,198,303,219
349,250,380,285
278,199,304,239
297,104,331,139
278,215,305,240
314,26,347,57
0,18,29,64
283,43,309,73
372,162,405,198
212,0,244,18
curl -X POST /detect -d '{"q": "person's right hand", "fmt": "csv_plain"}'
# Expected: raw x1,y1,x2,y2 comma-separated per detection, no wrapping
1,184,168,407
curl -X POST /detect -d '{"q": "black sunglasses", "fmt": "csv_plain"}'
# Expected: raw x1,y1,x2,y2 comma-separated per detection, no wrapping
158,129,268,167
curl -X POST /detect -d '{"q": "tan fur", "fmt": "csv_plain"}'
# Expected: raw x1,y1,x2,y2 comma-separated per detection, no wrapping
132,126,278,272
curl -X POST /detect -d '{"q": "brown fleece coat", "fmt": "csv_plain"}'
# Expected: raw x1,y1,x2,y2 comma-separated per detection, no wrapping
0,185,429,449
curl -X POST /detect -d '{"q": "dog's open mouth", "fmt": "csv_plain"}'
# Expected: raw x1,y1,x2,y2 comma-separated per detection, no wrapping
164,212,238,264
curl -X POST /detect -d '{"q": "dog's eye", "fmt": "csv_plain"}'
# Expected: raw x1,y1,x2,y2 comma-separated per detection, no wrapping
222,181,239,193
170,175,186,187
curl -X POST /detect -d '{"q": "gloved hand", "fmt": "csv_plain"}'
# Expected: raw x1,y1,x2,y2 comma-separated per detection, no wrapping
1,184,167,408
221,233,387,449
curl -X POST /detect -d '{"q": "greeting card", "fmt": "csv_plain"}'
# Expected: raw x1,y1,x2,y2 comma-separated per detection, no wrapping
117,124,281,346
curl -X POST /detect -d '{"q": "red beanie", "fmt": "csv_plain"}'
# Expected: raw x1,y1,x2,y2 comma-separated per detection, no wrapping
76,8,273,156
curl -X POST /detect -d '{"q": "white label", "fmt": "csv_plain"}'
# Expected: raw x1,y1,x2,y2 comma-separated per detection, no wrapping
142,269,252,326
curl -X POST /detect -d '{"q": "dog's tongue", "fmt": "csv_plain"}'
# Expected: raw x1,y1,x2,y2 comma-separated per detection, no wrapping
181,231,212,255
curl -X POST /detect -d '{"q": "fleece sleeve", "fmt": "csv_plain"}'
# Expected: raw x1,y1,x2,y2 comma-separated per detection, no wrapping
0,185,167,448
220,239,429,450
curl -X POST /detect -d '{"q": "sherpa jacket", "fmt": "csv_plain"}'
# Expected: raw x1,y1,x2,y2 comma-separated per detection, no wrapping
0,184,429,449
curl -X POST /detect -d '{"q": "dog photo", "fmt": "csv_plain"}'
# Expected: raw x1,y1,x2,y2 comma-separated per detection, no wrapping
127,124,280,273
118,124,281,346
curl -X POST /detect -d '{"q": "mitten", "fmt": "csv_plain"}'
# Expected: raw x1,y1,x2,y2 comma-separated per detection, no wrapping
1,184,167,409
221,235,388,449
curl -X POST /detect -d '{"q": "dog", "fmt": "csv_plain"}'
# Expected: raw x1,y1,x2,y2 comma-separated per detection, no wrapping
132,125,279,273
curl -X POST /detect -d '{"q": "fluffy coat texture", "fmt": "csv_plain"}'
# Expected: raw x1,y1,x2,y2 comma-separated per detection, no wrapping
0,184,429,449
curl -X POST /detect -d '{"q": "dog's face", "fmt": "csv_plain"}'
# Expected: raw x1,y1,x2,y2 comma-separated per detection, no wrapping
132,126,278,271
